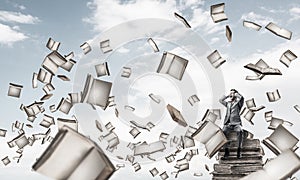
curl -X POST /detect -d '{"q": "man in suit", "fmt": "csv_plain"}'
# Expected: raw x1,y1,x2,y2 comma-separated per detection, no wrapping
219,89,244,159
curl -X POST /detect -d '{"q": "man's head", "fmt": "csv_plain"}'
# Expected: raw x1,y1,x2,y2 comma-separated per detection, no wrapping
229,89,238,101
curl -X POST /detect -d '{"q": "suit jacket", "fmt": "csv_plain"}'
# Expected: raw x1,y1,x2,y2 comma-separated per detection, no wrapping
219,92,244,125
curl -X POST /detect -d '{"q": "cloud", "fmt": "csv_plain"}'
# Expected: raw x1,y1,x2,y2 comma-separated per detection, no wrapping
84,0,223,43
0,23,28,45
83,0,176,32
240,11,274,26
0,10,40,24
289,7,300,22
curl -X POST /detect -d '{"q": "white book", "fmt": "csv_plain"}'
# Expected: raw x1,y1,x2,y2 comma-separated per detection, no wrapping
201,109,218,123
266,22,292,40
134,141,166,155
263,124,298,155
80,42,92,54
242,150,300,180
100,39,112,54
95,62,110,77
243,20,262,31
57,75,70,81
0,128,7,137
40,114,55,128
210,3,228,23
46,37,60,51
266,89,281,102
294,105,300,114
37,68,53,84
61,59,76,72
57,98,73,115
81,74,112,109
157,52,189,81
280,50,297,67
32,73,38,89
8,83,23,98
174,12,191,28
244,59,282,75
120,67,131,78
188,94,200,106
192,120,227,158
57,118,78,132
149,93,161,104
245,98,265,112
167,104,188,127
147,38,159,52
226,25,232,42
207,50,226,68
240,107,255,125
32,126,116,180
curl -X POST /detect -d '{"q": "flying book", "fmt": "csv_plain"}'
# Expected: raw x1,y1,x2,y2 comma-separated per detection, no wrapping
294,105,300,114
240,107,255,125
187,94,200,106
225,25,232,42
279,50,297,67
100,39,112,54
243,20,262,31
157,52,189,81
167,104,188,127
32,126,116,180
244,59,282,75
95,62,110,77
147,38,159,52
268,117,293,130
265,22,292,40
134,141,166,156
121,67,131,78
266,89,281,102
42,51,68,75
80,42,92,54
207,50,226,68
201,109,218,123
32,73,38,89
262,124,299,155
149,93,161,104
81,74,112,109
210,3,228,23
8,83,23,98
241,149,300,180
174,12,191,28
57,118,78,131
192,120,227,158
245,98,265,112
37,68,53,84
46,37,60,51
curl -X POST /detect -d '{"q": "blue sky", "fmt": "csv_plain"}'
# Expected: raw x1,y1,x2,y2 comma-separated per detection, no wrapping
0,0,300,179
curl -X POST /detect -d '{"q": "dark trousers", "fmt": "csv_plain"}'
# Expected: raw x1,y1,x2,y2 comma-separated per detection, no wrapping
222,124,243,148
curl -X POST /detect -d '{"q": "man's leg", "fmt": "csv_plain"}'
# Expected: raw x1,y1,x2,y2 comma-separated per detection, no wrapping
222,125,231,158
234,125,243,158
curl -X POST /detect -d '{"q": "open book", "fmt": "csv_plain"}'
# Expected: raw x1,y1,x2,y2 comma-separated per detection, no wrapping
280,50,297,67
242,150,300,180
81,74,112,109
262,124,298,155
243,20,262,31
210,3,228,23
244,59,282,75
207,50,226,68
192,120,227,158
32,126,116,180
157,52,189,81
265,22,292,40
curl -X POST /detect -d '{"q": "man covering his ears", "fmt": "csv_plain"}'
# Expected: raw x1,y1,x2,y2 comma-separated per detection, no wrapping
219,89,244,159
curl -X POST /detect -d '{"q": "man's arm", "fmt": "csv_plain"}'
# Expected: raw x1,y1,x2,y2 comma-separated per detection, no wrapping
235,92,244,109
219,95,228,107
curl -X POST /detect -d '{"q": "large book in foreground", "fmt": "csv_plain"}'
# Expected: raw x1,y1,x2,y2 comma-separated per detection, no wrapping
32,126,116,180
241,149,300,180
192,120,227,158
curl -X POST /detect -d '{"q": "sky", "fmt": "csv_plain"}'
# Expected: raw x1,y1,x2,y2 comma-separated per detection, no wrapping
0,0,300,179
